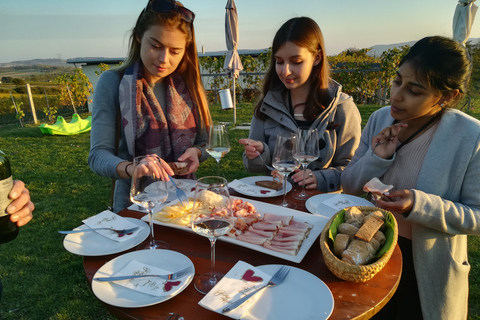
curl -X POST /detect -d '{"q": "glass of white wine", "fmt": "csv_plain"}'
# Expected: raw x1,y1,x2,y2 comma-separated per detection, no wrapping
130,154,169,250
191,176,233,294
206,124,230,175
272,133,300,209
292,127,320,200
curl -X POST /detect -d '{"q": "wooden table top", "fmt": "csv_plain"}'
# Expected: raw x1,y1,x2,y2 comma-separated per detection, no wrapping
83,189,402,320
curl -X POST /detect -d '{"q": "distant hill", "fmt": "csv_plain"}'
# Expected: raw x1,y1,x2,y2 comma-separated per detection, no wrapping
367,38,480,57
0,58,70,68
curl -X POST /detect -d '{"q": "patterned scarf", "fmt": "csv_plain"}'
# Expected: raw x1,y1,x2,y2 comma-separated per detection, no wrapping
119,61,198,165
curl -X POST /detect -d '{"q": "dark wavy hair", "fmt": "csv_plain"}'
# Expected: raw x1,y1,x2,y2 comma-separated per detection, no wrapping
399,36,472,107
254,17,332,121
120,0,211,127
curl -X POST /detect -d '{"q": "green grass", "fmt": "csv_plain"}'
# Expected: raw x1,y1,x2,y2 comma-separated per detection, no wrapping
0,104,479,319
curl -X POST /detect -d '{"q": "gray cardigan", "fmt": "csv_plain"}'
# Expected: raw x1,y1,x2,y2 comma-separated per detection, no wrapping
244,81,362,192
88,70,209,212
341,106,480,320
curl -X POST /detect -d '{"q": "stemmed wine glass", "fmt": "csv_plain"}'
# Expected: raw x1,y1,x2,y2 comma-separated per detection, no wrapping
292,127,320,200
206,124,230,175
191,176,233,294
272,133,300,209
130,154,169,250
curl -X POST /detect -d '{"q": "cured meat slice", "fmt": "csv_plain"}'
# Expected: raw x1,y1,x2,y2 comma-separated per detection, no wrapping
263,240,299,255
247,226,276,238
263,213,293,225
251,221,278,231
272,233,304,242
235,231,270,245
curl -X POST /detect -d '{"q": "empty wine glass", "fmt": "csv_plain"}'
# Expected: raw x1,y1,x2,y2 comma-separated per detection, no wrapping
272,133,300,209
293,127,320,200
130,155,169,250
191,176,233,294
206,124,230,175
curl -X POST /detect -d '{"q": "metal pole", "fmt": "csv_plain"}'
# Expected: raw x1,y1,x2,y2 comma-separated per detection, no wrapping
232,77,236,124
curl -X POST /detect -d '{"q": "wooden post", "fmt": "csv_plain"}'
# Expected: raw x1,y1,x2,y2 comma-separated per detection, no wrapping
25,84,38,124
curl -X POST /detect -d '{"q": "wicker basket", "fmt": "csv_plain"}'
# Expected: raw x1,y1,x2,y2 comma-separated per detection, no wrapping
320,206,398,282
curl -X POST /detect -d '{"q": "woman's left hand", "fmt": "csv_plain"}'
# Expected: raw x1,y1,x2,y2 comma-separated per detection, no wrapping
291,169,317,190
7,180,34,227
374,189,414,216
177,147,201,174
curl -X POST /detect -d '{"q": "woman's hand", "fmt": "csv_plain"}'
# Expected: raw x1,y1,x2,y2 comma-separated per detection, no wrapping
372,123,407,159
136,155,174,181
7,180,34,227
239,138,264,160
374,189,414,217
292,169,317,190
177,147,201,174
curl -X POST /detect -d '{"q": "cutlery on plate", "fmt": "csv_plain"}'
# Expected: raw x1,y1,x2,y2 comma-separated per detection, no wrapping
93,266,192,282
58,226,139,235
222,266,290,313
168,174,189,207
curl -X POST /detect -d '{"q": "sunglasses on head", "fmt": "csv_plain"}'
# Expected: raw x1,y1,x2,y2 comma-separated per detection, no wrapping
146,0,195,23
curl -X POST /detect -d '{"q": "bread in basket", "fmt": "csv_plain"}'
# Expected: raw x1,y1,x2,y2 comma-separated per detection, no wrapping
320,206,398,282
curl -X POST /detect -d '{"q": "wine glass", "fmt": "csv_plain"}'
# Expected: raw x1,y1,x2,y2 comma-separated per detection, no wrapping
206,124,230,175
130,155,169,250
292,127,320,200
272,133,300,209
191,176,233,294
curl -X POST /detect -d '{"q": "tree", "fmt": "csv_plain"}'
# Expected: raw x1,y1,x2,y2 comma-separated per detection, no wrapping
12,78,25,85
55,68,93,115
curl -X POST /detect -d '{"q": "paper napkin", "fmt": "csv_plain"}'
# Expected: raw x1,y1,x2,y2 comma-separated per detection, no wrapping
229,179,276,196
199,260,272,319
108,260,188,297
82,210,143,242
322,194,363,211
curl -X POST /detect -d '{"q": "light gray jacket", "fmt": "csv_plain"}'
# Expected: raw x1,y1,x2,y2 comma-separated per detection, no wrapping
88,70,209,212
244,81,362,192
341,106,480,320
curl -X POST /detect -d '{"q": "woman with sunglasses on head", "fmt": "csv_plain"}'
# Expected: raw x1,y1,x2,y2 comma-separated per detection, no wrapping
88,0,211,212
341,36,480,320
239,17,361,193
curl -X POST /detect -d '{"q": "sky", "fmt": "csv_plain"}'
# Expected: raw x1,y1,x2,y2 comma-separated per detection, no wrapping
0,0,478,63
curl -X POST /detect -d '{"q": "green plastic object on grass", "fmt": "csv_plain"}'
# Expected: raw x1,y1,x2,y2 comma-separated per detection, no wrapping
39,114,92,135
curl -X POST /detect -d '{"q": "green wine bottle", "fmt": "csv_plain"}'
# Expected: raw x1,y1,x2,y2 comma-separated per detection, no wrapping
0,150,19,244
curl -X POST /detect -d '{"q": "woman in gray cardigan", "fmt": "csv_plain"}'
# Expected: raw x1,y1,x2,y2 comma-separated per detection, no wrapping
342,36,480,320
239,17,361,193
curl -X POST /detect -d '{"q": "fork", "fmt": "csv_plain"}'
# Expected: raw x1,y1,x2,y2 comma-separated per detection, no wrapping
255,151,275,171
222,266,290,313
168,174,189,207
93,266,192,282
58,226,139,235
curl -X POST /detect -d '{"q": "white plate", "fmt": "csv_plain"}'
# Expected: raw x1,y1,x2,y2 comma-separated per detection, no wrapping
242,265,334,320
305,193,374,218
232,176,292,198
144,197,330,263
92,250,194,308
62,218,150,256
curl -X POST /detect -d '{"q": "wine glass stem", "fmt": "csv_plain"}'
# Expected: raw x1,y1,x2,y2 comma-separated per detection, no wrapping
216,159,220,175
301,164,307,196
210,238,217,283
148,209,155,248
282,173,288,206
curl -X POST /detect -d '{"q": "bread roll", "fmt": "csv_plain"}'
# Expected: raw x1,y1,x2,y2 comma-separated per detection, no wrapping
341,239,376,265
344,207,364,224
337,223,359,236
345,218,362,229
373,230,386,246
334,234,350,257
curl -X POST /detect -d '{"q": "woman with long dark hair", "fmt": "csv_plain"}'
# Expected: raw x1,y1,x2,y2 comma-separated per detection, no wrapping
239,17,361,193
89,0,211,212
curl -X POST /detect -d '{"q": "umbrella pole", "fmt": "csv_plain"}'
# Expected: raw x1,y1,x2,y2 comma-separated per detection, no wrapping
232,78,236,124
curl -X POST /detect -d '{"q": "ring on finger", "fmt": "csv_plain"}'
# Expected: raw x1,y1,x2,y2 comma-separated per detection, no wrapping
308,172,313,177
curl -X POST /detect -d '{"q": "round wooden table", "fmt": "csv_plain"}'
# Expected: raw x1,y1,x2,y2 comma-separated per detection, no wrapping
83,189,402,319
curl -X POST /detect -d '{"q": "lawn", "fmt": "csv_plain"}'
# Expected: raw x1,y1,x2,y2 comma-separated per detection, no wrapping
0,103,479,319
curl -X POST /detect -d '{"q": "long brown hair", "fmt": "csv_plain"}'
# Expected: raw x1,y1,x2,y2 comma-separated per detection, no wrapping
120,0,211,128
254,17,331,121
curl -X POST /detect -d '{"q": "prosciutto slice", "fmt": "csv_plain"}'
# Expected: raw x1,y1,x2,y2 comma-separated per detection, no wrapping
251,221,278,231
235,231,270,245
263,240,299,255
263,213,293,225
